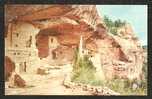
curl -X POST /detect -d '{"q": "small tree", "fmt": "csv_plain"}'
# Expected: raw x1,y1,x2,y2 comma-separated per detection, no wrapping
72,48,103,85
103,16,114,28
103,15,127,35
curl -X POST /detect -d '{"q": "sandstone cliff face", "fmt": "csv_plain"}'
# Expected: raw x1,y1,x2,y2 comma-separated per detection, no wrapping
111,24,144,80
5,5,102,27
66,5,103,28
5,5,144,80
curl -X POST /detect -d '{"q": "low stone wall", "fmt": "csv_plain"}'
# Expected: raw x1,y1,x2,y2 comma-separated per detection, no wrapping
63,73,120,95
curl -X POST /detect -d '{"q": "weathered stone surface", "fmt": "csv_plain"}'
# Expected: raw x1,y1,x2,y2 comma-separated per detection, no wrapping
8,72,26,88
63,73,120,95
5,56,15,81
14,74,26,87
36,34,49,58
37,68,47,75
5,5,144,81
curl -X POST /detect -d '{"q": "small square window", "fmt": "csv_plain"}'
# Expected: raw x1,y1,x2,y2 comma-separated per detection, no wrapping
16,33,19,37
51,38,53,43
15,44,18,47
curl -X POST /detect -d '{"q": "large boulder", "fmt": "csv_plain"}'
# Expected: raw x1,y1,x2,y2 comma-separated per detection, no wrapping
8,72,26,88
5,56,15,81
14,74,26,87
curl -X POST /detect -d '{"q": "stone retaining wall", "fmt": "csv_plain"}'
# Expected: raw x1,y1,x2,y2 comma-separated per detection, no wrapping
63,73,120,95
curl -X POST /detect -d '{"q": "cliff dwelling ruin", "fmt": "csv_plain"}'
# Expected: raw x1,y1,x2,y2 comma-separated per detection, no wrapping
5,5,145,95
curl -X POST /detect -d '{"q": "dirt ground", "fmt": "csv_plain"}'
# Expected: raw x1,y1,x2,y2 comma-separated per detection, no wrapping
5,64,92,95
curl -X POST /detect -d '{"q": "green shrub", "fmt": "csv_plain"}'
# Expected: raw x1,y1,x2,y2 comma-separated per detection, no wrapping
103,16,114,28
103,15,126,35
71,48,103,86
71,48,147,95
105,62,147,95
109,27,117,35
106,78,147,95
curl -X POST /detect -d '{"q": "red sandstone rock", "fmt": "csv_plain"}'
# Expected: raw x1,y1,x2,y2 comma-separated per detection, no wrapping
8,72,26,88
5,56,15,81
5,5,144,81
14,74,26,87
36,34,49,58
